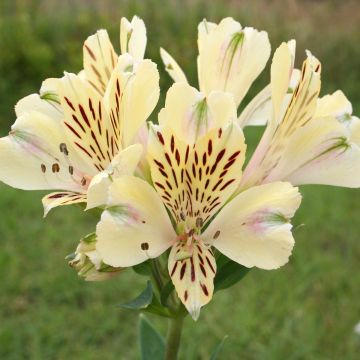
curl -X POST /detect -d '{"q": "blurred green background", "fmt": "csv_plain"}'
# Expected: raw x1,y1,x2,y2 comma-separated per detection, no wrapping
1,0,360,359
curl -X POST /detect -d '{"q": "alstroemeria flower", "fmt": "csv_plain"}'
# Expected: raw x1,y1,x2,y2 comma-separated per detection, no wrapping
0,19,159,215
95,83,301,320
160,17,271,117
239,41,360,191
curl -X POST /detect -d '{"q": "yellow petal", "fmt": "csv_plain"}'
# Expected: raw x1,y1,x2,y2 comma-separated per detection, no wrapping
168,241,216,320
148,122,246,227
42,191,86,217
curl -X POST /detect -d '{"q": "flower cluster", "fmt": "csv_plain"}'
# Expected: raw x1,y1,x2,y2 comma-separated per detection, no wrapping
1,16,359,320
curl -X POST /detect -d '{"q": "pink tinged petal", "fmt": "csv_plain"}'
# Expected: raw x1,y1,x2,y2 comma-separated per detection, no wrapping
148,122,246,227
86,144,143,209
96,176,175,267
42,191,86,217
168,241,216,320
83,29,118,96
203,182,301,270
0,112,87,191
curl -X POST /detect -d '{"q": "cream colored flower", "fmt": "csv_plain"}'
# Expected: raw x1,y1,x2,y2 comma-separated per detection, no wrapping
0,17,159,215
160,17,271,116
239,41,360,190
95,83,301,320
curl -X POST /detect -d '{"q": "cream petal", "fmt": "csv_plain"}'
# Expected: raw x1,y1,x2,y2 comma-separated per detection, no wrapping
158,82,237,144
96,176,175,267
160,47,188,83
315,90,353,119
105,56,159,148
86,144,143,209
0,111,87,191
120,16,147,61
83,29,118,96
197,17,271,107
203,182,301,270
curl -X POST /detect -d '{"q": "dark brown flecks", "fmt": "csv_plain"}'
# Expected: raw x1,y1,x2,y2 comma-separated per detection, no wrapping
41,164,46,173
208,140,213,155
200,283,209,296
84,44,96,61
141,242,149,250
64,97,75,111
199,263,207,277
180,262,187,280
196,217,203,228
170,135,175,153
171,261,178,276
213,230,220,239
157,131,165,145
184,290,188,301
68,166,74,175
190,257,195,282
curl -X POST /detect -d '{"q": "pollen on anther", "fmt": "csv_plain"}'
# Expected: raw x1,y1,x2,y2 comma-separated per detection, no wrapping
59,143,69,155
52,163,60,173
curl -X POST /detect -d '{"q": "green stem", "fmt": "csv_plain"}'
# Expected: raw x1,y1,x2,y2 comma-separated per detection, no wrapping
150,258,164,293
165,316,184,360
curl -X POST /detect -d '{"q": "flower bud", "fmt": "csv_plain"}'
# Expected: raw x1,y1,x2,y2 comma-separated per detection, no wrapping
67,233,122,281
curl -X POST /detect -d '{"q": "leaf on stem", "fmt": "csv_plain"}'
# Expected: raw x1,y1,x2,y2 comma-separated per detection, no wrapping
139,314,165,360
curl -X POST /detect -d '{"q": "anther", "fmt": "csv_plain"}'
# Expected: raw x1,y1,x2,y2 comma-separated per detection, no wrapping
52,163,60,173
188,229,195,237
196,217,203,228
59,143,69,156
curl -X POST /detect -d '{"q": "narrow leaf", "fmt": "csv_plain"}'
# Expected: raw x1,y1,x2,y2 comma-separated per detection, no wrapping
119,281,153,309
160,280,175,307
214,256,251,292
139,314,165,360
210,335,228,360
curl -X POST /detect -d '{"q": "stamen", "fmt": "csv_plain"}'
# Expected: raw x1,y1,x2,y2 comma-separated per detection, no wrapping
59,143,69,156
196,217,203,228
52,163,60,173
180,212,186,221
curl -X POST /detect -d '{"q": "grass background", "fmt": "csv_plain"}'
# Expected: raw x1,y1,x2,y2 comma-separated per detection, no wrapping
1,0,360,358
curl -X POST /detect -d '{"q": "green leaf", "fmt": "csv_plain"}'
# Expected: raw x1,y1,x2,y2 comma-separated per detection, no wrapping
160,280,175,307
214,255,251,292
133,260,152,276
144,294,172,318
119,281,153,310
210,335,228,360
139,314,165,360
